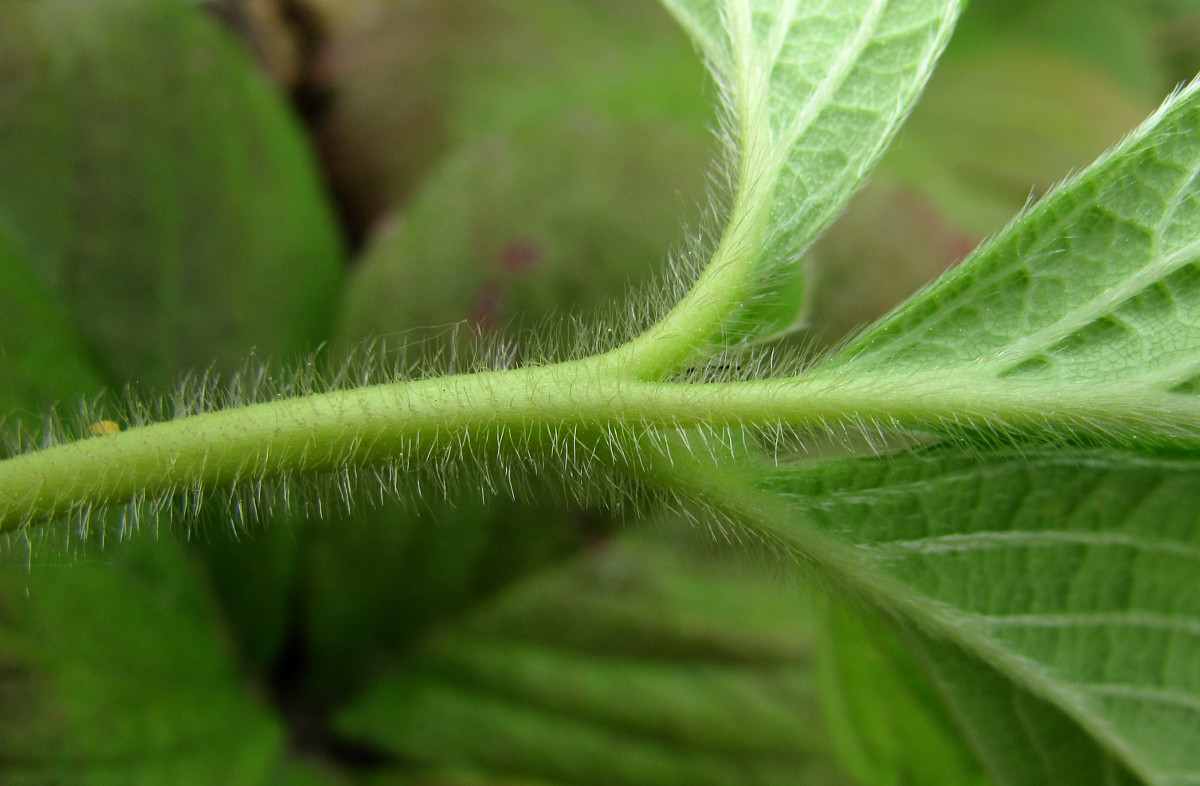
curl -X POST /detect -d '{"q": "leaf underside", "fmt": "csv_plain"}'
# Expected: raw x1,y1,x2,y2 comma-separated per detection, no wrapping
744,67,1200,786
828,78,1200,394
753,450,1199,785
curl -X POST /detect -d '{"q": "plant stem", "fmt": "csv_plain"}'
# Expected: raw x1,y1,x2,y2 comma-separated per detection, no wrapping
602,4,777,379
3,354,1198,533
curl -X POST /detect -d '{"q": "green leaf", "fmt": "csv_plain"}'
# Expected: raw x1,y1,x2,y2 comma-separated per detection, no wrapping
616,0,962,373
808,78,1200,449
752,448,1200,785
336,533,854,786
814,595,989,786
319,0,711,229
297,495,595,707
337,111,710,343
943,0,1163,98
0,219,105,418
188,514,305,675
0,0,345,714
0,534,284,785
0,0,343,386
885,42,1153,238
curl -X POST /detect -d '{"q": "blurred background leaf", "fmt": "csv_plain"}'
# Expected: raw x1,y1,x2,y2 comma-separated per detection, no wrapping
0,0,343,387
814,597,990,786
0,534,288,786
0,0,345,781
0,221,104,421
310,0,712,242
337,112,711,345
335,532,856,786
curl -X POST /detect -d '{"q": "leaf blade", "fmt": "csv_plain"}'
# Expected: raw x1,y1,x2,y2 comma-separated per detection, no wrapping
825,77,1200,390
336,533,854,786
752,448,1200,785
0,0,344,386
0,535,285,785
0,219,105,419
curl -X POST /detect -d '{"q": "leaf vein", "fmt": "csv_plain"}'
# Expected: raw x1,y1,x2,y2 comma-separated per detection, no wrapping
1080,683,1200,715
977,611,1200,638
991,235,1200,374
773,0,888,160
866,531,1200,564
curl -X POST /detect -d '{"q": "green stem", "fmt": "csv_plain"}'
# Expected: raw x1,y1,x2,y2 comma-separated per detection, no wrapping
2,355,1197,533
604,5,777,379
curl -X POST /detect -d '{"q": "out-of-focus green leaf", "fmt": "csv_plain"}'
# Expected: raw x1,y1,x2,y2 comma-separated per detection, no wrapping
0,220,104,419
297,494,596,708
1157,5,1200,89
335,533,855,786
0,534,284,785
814,596,989,786
189,515,305,676
887,44,1152,237
316,0,710,232
338,112,710,343
944,0,1162,97
2,0,343,707
0,0,343,386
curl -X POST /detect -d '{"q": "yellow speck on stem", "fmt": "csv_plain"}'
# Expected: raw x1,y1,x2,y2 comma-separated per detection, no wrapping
87,420,122,437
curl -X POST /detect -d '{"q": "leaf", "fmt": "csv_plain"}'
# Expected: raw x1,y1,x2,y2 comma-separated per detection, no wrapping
0,0,341,706
337,111,710,343
317,0,711,233
0,0,343,386
944,0,1163,98
0,219,105,419
297,494,595,707
885,42,1152,238
751,448,1200,785
807,78,1200,449
814,595,989,786
617,0,962,372
188,515,305,675
335,533,855,786
0,534,285,785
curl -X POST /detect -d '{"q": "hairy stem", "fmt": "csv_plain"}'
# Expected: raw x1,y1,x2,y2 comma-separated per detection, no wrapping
2,352,1197,533
603,4,776,378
